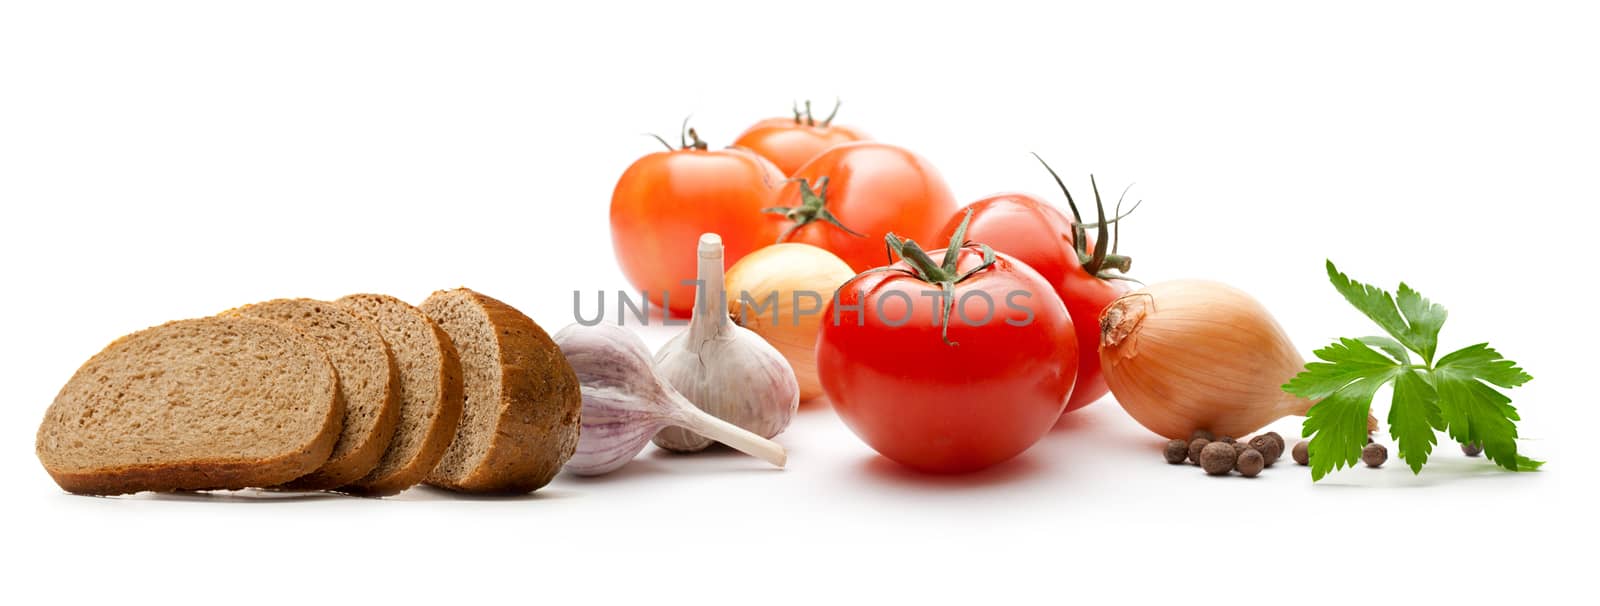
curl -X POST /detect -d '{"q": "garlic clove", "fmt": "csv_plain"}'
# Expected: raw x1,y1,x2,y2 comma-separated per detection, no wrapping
652,233,801,452
555,322,787,476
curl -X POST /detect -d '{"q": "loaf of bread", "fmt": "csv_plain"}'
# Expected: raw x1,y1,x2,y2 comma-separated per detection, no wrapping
223,298,400,490
335,294,465,496
36,317,343,495
420,288,581,494
34,289,568,498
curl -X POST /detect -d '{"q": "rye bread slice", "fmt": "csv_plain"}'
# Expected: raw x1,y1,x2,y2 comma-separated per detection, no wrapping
224,298,400,490
420,288,580,493
336,294,464,496
36,317,343,496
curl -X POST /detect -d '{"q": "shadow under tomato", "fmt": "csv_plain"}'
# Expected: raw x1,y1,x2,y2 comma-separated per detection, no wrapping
854,450,1049,490
1051,406,1104,432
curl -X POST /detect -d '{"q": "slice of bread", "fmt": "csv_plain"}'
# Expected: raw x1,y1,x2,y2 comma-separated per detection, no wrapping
420,288,580,493
224,298,400,490
36,317,343,496
336,294,464,496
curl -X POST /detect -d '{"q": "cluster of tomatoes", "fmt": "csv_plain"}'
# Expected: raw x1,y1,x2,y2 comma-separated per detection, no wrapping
610,101,1138,474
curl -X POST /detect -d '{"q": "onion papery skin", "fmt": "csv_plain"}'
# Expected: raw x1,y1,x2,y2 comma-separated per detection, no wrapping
724,243,855,401
1098,280,1313,440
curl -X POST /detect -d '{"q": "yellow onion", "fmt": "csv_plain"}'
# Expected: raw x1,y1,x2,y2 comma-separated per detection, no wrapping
724,243,854,401
1099,280,1375,439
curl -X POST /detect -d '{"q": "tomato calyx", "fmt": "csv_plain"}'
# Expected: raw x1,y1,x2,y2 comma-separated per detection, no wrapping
763,176,867,241
855,209,997,347
647,117,711,151
790,98,842,127
1030,153,1142,283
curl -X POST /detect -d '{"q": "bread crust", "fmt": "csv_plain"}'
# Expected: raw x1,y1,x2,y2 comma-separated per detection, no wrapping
335,294,464,497
43,429,339,495
36,318,343,496
422,289,581,494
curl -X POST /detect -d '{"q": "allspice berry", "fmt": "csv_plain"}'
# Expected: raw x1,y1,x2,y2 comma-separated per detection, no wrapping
1188,438,1211,465
1292,440,1310,466
1249,433,1285,465
1237,448,1265,478
1362,443,1388,468
1164,439,1190,464
1218,435,1236,444
1227,441,1246,458
1191,429,1215,442
1462,442,1483,457
1200,441,1236,475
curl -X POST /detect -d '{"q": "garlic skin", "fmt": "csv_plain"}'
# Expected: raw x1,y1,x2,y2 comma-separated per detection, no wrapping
1099,280,1317,440
653,234,800,452
554,322,787,476
724,243,855,401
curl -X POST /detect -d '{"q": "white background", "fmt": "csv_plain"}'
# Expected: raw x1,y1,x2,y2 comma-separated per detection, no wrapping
2,1,1594,603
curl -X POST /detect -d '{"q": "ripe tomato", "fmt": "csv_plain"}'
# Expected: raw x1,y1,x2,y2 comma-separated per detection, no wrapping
733,100,869,176
817,216,1078,473
939,165,1136,416
770,142,957,273
611,128,784,316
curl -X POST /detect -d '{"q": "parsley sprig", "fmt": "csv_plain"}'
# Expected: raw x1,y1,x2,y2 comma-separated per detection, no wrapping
1283,261,1542,481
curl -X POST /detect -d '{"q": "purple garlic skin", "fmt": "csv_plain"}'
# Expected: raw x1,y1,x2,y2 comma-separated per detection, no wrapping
554,323,679,476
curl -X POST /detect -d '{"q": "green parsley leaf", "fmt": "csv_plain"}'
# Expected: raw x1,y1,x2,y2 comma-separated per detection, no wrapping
1358,335,1411,365
1388,370,1440,473
1394,283,1447,363
1300,379,1382,481
1325,261,1448,363
1283,337,1403,401
1433,343,1540,472
1285,337,1401,480
1289,262,1541,481
1436,343,1533,389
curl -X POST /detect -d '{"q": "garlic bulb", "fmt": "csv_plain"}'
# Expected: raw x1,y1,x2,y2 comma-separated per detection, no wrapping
653,233,800,452
1099,280,1376,439
724,243,855,401
554,322,786,476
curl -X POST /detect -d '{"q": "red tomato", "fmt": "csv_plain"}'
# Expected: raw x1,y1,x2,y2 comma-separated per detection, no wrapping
733,101,869,176
771,142,957,272
610,129,784,316
817,223,1078,473
939,174,1135,415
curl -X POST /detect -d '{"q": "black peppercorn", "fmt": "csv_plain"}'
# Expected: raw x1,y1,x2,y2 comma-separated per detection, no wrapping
1164,439,1189,464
